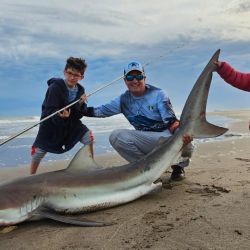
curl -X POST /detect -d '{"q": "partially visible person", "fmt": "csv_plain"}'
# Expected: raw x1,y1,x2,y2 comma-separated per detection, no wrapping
214,60,250,92
30,57,94,174
214,60,250,129
86,61,194,181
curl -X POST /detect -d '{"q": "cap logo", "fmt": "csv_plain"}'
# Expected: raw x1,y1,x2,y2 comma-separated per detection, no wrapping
129,62,139,68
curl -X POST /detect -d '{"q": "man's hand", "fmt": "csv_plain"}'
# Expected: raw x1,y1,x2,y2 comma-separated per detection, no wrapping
182,135,193,145
169,120,180,134
59,108,71,118
79,94,88,106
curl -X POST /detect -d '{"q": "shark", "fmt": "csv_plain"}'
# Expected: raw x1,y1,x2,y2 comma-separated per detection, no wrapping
0,49,228,227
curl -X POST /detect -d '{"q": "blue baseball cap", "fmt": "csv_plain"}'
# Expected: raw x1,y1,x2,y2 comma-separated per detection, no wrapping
124,61,144,75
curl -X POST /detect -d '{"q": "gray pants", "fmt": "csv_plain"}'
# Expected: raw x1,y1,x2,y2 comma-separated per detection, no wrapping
109,129,194,167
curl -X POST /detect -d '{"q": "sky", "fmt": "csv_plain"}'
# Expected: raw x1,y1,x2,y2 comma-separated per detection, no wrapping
0,0,249,117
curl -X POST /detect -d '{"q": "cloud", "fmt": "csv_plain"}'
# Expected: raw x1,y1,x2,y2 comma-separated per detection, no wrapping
1,0,250,61
0,0,249,116
226,0,250,13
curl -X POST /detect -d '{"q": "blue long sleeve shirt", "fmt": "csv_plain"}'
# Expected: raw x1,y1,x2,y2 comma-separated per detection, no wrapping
92,84,177,132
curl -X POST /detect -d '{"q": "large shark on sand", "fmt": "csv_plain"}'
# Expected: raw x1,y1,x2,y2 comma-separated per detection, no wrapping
0,50,228,227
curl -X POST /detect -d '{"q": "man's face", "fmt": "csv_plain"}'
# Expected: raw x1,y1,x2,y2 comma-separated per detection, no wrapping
124,70,146,96
64,68,84,87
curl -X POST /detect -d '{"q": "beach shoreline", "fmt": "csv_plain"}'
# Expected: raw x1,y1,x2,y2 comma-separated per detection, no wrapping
0,109,250,250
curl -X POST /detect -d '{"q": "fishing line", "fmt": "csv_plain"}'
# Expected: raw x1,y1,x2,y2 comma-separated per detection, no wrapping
0,43,187,147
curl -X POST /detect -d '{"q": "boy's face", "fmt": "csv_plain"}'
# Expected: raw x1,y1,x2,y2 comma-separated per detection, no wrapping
64,68,84,87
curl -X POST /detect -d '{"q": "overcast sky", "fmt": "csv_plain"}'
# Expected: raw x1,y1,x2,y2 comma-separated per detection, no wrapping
0,0,249,116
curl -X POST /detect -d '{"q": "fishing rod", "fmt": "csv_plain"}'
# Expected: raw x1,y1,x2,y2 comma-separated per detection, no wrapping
0,43,187,147
0,74,124,147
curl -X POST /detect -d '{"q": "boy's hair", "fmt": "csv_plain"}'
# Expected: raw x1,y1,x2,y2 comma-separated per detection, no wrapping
65,57,87,75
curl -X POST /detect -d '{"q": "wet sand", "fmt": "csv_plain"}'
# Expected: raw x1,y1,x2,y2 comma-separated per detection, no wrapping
0,110,250,250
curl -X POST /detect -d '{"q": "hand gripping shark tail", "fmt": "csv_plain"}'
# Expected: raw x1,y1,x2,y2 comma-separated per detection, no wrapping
179,49,228,138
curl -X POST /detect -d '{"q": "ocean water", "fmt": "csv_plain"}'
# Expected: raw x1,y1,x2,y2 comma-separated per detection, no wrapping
0,114,241,168
0,115,132,168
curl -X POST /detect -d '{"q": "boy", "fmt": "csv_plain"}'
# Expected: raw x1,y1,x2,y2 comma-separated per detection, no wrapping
30,57,94,174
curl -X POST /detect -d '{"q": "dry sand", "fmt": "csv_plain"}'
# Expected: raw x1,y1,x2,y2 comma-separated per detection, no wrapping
0,110,250,250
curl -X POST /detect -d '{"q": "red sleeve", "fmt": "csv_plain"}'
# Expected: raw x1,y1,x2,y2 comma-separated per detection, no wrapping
217,62,250,92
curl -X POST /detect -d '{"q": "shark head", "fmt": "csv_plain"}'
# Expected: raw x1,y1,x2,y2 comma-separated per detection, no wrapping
0,179,44,225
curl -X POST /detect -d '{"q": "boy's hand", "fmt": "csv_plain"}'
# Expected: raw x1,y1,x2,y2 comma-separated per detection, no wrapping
79,94,88,105
59,108,71,118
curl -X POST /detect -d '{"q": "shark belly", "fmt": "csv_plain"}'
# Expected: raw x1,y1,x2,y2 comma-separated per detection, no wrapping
45,182,162,213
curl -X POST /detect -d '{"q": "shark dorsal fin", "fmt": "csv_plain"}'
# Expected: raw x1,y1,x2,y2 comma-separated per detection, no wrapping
67,144,101,171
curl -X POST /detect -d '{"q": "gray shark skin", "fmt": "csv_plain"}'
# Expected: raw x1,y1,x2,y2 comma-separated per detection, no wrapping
0,50,228,227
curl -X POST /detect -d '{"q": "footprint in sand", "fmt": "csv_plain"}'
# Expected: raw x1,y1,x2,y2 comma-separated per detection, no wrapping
235,157,250,162
185,184,230,196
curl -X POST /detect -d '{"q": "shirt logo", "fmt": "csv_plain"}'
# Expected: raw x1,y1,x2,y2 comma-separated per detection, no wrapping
148,105,155,111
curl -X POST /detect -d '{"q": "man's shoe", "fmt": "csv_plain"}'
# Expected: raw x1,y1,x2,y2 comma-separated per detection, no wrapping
170,165,185,181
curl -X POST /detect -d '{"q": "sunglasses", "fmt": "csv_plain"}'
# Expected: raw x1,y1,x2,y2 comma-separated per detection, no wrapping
125,74,144,81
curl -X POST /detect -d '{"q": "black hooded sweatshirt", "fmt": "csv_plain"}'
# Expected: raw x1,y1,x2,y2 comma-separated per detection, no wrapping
33,78,89,153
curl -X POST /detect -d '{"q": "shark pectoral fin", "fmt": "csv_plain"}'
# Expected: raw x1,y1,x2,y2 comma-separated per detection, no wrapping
67,144,102,171
194,120,228,138
37,207,115,227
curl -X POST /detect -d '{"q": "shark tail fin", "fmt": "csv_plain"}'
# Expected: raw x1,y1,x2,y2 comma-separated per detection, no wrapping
179,49,228,139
